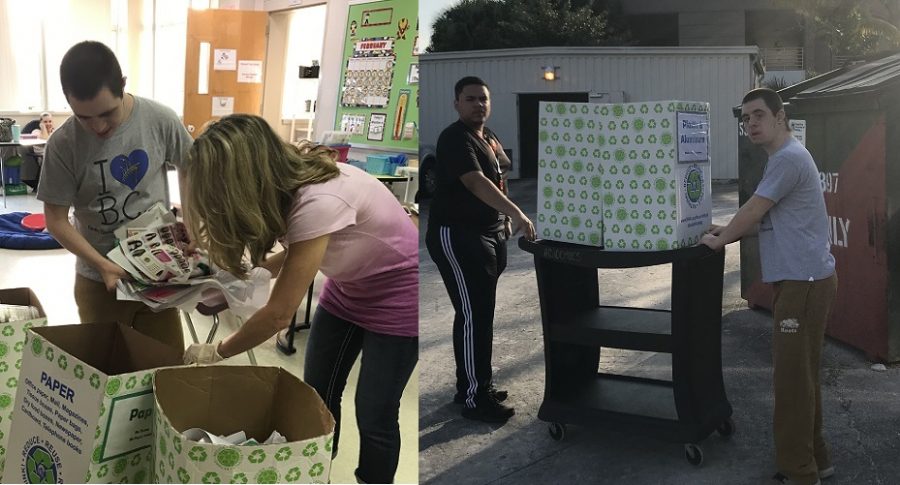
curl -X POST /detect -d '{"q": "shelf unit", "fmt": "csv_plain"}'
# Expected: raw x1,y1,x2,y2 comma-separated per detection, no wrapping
519,239,734,466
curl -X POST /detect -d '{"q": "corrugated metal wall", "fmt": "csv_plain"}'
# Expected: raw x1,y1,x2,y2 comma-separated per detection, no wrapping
420,47,759,180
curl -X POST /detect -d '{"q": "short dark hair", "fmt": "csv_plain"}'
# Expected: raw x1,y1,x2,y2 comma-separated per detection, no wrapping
454,76,489,100
742,88,784,119
60,41,125,101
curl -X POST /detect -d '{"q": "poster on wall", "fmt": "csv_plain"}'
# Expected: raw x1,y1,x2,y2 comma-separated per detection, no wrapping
341,114,366,135
368,113,386,141
334,0,418,152
214,49,237,70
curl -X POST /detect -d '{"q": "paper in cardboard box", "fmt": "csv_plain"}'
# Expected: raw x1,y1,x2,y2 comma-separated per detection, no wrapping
4,322,183,483
153,366,336,484
537,101,712,251
0,289,47,477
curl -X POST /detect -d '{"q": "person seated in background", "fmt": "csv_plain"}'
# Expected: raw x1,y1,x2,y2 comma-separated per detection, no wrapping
20,112,54,191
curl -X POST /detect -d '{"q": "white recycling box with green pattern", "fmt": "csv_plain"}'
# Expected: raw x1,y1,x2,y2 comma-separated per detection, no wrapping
0,288,48,478
537,101,712,250
152,365,336,484
4,321,183,483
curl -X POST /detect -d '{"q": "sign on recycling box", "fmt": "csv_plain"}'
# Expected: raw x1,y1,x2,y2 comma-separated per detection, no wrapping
152,366,336,484
4,322,183,483
0,288,48,478
537,101,712,251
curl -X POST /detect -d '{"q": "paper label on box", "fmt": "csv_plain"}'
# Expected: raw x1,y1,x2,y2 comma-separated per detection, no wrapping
0,317,47,478
99,389,154,461
6,334,102,483
676,112,710,163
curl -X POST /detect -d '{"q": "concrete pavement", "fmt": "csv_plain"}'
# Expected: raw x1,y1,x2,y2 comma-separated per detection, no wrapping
418,179,900,485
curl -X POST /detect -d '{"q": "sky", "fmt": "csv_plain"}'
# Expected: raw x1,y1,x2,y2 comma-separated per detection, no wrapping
420,0,460,51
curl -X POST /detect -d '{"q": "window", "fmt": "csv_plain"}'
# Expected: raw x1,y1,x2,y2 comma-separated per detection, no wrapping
281,5,327,120
0,0,190,116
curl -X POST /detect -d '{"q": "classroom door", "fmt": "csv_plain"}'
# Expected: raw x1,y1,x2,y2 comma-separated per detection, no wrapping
183,9,268,138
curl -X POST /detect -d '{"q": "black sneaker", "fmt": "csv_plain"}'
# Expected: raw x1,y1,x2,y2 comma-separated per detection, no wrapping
453,385,508,405
461,394,515,423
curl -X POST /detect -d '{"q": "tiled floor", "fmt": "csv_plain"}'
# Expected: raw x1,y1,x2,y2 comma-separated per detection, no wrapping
0,189,418,484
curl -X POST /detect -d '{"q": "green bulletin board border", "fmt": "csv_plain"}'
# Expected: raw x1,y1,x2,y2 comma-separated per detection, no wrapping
335,0,418,153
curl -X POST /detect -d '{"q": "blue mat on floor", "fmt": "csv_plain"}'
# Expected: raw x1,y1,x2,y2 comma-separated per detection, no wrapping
0,212,62,250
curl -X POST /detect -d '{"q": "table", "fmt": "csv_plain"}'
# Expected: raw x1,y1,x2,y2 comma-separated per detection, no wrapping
374,168,417,206
0,138,46,208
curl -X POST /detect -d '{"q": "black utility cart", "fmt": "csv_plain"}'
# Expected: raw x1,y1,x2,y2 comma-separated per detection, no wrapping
519,238,734,466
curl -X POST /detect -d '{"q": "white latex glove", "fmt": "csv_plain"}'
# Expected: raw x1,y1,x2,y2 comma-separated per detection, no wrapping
184,343,224,365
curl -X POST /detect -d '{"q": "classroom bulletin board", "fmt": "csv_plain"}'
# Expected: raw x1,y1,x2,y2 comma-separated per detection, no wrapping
335,0,418,152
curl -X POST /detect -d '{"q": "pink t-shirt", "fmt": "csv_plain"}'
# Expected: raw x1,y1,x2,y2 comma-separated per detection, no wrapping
284,163,418,337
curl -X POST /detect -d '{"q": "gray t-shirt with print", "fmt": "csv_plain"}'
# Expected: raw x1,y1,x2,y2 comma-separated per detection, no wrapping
754,136,835,283
37,95,192,282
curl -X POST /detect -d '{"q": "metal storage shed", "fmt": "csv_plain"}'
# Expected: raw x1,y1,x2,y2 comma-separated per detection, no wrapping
419,46,763,187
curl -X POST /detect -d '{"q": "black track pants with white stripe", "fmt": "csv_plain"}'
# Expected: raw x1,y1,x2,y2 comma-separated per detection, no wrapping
426,224,507,409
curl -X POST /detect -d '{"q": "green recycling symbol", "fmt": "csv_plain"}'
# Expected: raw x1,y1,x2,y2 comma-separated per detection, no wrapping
0,342,7,358
106,377,122,397
189,446,208,462
248,449,266,464
1,326,12,337
44,347,53,361
634,118,645,131
173,436,182,453
114,458,127,475
97,464,109,478
177,467,191,483
159,435,168,456
303,443,319,456
26,445,56,483
92,446,103,463
31,337,42,356
6,377,17,389
202,472,222,484
0,394,11,409
168,452,175,468
14,341,23,353
0,362,7,373
230,472,248,484
131,452,142,466
309,463,325,478
325,437,333,453
74,364,84,379
57,355,67,370
275,446,293,462
142,373,152,386
256,468,279,484
216,448,241,468
286,467,302,482
125,376,137,390
89,373,101,389
133,469,147,484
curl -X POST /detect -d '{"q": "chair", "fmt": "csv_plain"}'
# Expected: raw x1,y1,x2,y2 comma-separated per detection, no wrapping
181,297,258,365
275,282,314,355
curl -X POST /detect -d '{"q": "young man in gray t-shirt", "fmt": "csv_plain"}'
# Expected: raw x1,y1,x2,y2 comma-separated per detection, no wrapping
701,88,837,485
38,41,192,349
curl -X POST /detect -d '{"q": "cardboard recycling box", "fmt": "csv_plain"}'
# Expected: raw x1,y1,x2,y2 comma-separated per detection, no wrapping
537,101,712,250
4,322,183,483
0,289,48,477
153,366,336,484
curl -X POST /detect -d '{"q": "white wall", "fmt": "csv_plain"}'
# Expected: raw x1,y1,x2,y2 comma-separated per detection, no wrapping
420,46,760,180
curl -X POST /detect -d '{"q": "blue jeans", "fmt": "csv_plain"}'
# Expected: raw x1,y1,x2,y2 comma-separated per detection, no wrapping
304,307,418,483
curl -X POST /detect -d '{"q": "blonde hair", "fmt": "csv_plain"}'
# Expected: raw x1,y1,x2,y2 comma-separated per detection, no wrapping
186,114,340,277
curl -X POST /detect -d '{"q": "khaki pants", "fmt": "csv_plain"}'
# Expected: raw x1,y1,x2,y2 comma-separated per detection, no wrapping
74,274,185,351
772,274,838,485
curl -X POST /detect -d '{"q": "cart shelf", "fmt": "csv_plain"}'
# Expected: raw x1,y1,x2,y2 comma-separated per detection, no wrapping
555,306,672,352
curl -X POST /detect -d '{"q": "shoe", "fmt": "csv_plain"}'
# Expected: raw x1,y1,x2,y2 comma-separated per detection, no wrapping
769,472,821,485
461,394,514,423
818,466,834,479
453,385,508,405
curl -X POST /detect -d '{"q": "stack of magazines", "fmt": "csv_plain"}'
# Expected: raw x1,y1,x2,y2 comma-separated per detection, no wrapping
108,203,271,317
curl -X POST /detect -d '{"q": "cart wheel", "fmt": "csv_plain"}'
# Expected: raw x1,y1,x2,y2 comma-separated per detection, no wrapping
716,417,736,437
684,443,703,466
548,423,566,441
